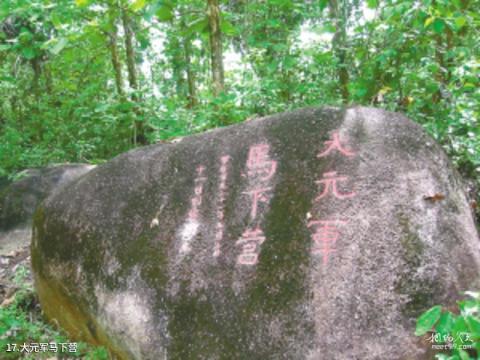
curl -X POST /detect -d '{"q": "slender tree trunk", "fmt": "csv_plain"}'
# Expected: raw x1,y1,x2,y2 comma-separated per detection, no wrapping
207,0,224,96
171,35,186,97
329,0,349,102
432,26,454,105
108,13,124,97
431,0,453,105
44,63,53,95
121,7,148,146
184,35,197,108
121,8,138,93
9,58,19,123
30,58,42,95
280,39,292,103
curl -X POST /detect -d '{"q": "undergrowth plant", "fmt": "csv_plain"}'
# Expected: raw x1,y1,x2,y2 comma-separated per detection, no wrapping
0,265,109,359
415,291,480,360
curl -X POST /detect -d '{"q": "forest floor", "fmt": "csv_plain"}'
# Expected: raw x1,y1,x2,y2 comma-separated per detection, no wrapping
0,238,108,359
0,245,31,307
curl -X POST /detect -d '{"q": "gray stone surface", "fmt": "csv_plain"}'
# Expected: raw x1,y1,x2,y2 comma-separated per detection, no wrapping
32,107,480,360
0,164,95,255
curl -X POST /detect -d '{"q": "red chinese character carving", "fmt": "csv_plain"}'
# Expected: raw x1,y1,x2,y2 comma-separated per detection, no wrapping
315,171,356,200
213,245,221,258
246,144,277,181
308,219,347,264
187,165,207,220
236,227,266,265
197,165,206,175
243,187,272,219
194,184,204,196
318,131,355,158
188,197,202,219
234,145,275,263
221,155,230,165
213,222,224,257
214,155,230,257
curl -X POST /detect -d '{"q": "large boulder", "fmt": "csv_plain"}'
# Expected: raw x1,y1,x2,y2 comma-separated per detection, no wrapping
0,164,95,255
32,107,480,359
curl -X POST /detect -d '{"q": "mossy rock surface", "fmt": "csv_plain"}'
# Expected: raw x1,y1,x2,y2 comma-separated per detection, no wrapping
32,107,480,360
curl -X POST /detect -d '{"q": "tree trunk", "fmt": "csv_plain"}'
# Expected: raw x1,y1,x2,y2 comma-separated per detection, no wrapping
184,34,197,108
121,7,148,146
121,8,138,93
108,13,124,97
430,0,454,106
432,28,454,105
44,63,53,95
30,58,42,95
171,35,186,98
207,0,224,96
329,0,349,102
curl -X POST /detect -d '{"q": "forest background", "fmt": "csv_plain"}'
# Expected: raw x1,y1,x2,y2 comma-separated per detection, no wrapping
0,0,479,218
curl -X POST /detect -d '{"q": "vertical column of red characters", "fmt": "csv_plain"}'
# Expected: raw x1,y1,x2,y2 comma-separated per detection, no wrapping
213,155,231,257
309,132,357,265
236,144,277,265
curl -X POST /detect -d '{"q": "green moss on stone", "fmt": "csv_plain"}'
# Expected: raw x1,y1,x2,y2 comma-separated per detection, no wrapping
32,269,131,360
394,214,441,318
398,216,424,269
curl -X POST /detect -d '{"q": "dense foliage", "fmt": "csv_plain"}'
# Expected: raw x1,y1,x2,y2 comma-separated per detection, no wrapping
1,0,478,199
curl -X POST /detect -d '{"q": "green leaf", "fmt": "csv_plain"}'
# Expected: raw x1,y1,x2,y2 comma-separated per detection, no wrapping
132,0,147,12
366,0,378,8
454,16,466,29
187,18,209,35
459,300,479,316
220,19,237,36
466,317,480,335
50,13,62,28
0,2,8,21
156,5,174,22
415,306,442,336
355,87,367,98
433,18,445,34
137,33,150,49
452,316,468,339
21,47,36,60
318,0,328,10
0,76,15,83
436,312,455,337
424,17,434,27
50,38,68,55
0,44,11,51
75,0,90,6
319,23,336,33
458,349,470,360
451,0,462,8
116,102,135,112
